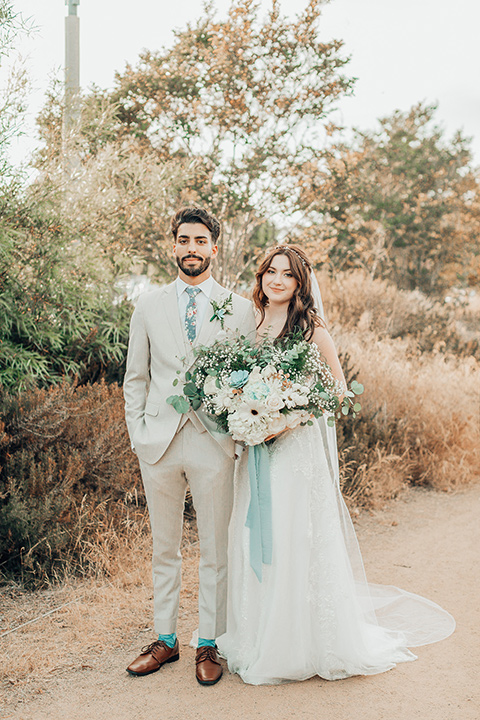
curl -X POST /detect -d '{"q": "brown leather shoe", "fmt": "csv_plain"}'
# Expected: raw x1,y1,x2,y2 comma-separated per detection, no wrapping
126,639,179,676
195,645,223,686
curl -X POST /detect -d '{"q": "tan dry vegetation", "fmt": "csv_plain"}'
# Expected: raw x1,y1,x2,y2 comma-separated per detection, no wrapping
0,533,199,699
337,330,479,503
321,270,480,358
1,272,479,588
305,270,480,508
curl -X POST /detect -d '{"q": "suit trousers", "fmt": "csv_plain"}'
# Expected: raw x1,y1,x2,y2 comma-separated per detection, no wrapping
139,419,235,639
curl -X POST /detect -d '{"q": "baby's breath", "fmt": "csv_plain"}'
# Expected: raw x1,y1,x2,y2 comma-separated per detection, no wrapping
167,331,363,441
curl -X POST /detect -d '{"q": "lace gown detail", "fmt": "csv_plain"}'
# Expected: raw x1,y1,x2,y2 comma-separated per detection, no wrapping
217,422,455,685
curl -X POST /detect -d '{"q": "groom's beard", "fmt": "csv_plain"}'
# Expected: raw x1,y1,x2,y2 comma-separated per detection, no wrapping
176,254,211,277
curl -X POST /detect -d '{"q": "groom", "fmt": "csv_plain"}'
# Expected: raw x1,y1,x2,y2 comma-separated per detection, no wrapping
123,206,255,685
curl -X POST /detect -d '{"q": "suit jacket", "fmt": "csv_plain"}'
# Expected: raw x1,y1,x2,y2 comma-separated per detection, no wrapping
123,279,256,465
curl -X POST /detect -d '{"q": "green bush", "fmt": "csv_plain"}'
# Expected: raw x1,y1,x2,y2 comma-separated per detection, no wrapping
0,194,132,391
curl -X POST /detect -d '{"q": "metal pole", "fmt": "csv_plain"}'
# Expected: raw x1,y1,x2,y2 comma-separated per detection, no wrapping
64,0,80,138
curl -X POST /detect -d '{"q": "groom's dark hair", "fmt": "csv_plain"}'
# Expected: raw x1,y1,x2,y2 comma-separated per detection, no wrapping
171,206,221,244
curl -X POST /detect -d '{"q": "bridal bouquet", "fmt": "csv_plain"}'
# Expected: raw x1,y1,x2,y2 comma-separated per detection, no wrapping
167,332,363,446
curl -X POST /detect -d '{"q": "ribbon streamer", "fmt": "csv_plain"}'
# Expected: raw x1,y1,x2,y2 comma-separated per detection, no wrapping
245,443,272,581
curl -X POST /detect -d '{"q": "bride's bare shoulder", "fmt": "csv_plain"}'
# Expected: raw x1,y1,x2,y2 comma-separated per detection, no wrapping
311,324,337,351
311,323,332,340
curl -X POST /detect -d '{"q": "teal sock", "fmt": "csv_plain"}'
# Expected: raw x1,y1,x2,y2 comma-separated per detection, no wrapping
197,637,216,648
158,632,176,648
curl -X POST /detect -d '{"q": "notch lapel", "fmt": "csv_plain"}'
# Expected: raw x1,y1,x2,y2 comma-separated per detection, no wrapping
194,280,229,349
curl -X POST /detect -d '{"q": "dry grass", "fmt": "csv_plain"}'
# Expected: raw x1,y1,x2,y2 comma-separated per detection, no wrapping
336,327,480,507
0,527,200,705
308,269,480,508
0,381,147,586
321,270,480,358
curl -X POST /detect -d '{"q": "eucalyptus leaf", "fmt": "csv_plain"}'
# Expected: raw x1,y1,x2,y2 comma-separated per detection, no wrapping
351,381,364,395
184,382,198,397
167,395,191,414
178,397,191,413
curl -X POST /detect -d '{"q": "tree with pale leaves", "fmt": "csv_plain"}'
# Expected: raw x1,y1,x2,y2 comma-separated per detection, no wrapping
110,0,353,286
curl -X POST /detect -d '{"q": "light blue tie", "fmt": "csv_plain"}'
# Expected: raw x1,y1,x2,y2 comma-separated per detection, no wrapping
185,287,201,343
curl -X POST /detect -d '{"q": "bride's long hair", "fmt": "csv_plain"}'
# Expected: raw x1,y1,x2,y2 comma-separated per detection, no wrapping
253,245,324,341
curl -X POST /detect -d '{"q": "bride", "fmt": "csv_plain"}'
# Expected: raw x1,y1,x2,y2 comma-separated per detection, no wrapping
216,244,455,685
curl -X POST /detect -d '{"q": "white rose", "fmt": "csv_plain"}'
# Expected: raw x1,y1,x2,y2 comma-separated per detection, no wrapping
265,392,285,412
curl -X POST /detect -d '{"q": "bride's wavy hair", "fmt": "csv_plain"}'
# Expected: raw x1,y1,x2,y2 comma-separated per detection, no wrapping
253,244,324,341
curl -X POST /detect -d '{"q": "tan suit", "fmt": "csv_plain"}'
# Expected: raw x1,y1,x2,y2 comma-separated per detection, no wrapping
124,279,255,638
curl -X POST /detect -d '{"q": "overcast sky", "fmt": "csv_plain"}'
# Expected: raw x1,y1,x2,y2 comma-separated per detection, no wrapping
7,0,480,165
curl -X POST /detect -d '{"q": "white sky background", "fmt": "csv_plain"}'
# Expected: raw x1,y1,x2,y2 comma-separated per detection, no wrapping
7,0,480,165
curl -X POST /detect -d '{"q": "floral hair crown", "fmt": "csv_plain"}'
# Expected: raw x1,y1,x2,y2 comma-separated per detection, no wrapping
274,244,308,267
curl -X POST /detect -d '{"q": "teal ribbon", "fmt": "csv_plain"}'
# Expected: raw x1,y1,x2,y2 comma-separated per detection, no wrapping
245,443,272,582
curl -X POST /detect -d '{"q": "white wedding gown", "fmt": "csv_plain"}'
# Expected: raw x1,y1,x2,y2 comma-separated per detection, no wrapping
217,420,455,685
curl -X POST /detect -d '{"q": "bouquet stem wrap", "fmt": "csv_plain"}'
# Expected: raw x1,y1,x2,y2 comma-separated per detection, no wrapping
246,443,272,582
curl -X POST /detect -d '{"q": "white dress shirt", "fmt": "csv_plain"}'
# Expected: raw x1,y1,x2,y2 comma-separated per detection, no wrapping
176,275,214,336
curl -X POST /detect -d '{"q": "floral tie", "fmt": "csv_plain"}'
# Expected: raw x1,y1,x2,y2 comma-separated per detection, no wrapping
185,287,201,343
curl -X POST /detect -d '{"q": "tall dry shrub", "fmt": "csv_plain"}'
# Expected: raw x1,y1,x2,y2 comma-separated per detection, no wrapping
336,329,480,507
0,382,144,585
321,270,479,358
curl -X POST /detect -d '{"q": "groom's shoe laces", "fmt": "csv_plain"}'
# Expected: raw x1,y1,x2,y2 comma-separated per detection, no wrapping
195,646,221,665
140,640,170,657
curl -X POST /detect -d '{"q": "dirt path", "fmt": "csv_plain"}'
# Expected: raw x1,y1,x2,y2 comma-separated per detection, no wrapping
2,484,479,720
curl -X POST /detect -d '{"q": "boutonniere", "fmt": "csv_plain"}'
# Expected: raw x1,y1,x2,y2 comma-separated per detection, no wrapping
210,294,233,329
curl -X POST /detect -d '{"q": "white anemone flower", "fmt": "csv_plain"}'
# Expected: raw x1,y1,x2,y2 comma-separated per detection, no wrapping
235,396,270,424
